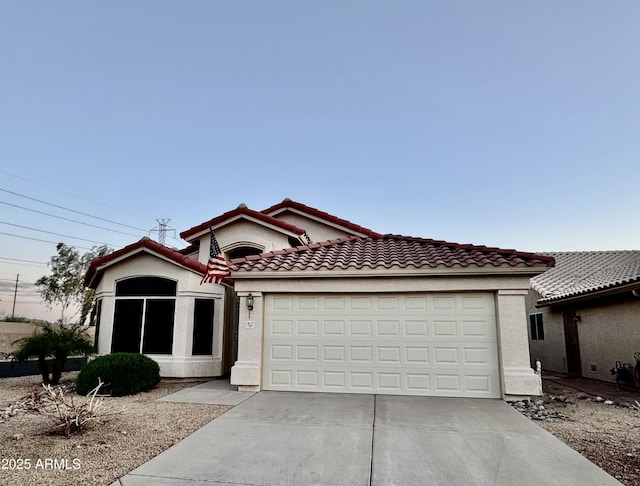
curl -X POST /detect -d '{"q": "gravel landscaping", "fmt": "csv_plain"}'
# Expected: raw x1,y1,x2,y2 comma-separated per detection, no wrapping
0,372,230,486
512,380,640,486
1,373,639,486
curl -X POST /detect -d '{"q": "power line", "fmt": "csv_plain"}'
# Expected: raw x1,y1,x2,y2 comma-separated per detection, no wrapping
0,200,143,238
0,231,93,250
0,168,154,221
0,257,48,266
0,187,149,232
0,221,118,246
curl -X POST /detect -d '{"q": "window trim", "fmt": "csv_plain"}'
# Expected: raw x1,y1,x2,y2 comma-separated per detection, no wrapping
112,277,177,355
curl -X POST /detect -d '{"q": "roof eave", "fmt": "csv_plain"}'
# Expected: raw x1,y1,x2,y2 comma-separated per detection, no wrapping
536,280,640,307
85,247,206,289
231,264,550,280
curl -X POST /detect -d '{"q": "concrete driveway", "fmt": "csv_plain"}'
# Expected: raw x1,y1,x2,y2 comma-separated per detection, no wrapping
115,392,621,485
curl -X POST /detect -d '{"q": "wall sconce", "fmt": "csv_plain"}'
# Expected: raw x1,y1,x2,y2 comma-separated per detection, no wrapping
246,293,254,311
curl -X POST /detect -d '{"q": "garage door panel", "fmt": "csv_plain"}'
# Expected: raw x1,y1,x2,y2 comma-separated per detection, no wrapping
263,293,500,398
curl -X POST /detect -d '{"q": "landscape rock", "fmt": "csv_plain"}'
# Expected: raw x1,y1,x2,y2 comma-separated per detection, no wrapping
507,399,567,421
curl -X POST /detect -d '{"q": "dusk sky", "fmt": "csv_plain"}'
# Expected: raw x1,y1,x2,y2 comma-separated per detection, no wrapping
1,1,639,321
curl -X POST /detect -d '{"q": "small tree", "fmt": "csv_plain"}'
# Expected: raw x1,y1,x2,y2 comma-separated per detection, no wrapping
12,323,94,385
35,243,111,324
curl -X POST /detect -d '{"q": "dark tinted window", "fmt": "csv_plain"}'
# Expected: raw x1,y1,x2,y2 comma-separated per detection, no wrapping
193,299,215,355
112,299,144,352
142,299,175,354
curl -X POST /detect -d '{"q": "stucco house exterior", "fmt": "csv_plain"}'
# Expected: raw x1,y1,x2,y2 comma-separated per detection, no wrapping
527,251,640,385
85,198,553,399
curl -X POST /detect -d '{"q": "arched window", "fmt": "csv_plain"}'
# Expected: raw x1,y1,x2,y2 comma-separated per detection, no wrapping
226,246,263,260
111,277,176,355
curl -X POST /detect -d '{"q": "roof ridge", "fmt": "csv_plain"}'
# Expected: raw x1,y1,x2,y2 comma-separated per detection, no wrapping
261,198,382,238
180,203,307,240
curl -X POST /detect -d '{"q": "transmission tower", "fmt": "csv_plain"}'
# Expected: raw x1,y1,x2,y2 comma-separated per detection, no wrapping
149,219,176,245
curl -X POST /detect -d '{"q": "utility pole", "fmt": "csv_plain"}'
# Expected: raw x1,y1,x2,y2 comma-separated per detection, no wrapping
150,219,176,246
11,274,18,318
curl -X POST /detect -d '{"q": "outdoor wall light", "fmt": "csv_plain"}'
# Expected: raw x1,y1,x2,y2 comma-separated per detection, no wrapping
246,293,254,311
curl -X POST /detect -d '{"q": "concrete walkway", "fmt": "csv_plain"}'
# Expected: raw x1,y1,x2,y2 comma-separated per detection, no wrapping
114,390,621,486
158,379,256,406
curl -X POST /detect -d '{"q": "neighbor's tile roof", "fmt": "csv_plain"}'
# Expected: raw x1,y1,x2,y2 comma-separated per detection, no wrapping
532,251,640,303
261,198,383,238
180,204,308,240
230,235,553,273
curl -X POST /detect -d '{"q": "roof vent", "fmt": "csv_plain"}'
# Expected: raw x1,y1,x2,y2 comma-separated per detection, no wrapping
237,203,247,209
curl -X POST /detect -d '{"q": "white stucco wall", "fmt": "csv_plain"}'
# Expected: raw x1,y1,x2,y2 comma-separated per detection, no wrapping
230,273,541,398
197,220,293,262
94,253,227,378
271,212,353,242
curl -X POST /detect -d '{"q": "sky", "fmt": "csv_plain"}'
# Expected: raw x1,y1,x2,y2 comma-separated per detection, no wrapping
1,1,639,321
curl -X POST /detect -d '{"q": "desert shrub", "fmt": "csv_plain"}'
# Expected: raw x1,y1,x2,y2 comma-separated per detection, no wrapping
22,380,121,436
76,353,160,396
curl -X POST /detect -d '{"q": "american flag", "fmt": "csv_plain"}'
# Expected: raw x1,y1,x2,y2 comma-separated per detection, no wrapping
200,227,230,285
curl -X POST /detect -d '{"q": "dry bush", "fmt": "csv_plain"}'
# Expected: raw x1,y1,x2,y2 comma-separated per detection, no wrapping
21,380,122,436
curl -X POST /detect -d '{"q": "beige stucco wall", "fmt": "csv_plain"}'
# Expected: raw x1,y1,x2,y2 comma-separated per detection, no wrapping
0,322,42,356
94,253,226,378
526,291,567,373
527,291,640,384
230,273,542,398
0,321,95,356
574,297,640,382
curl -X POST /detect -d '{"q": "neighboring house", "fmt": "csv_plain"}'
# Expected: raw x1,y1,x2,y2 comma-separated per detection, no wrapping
527,251,640,385
85,198,553,399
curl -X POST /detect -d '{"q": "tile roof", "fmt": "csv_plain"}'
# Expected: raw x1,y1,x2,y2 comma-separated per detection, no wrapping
261,198,382,238
230,235,553,273
531,251,640,304
180,204,308,241
84,237,232,288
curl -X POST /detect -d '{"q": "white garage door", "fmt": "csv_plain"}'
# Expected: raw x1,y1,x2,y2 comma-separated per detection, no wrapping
263,293,500,398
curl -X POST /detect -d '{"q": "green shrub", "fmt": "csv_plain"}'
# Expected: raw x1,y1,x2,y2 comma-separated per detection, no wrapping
12,323,94,385
76,353,160,397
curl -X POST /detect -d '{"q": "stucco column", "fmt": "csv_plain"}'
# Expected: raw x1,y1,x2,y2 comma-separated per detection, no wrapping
96,294,114,354
230,291,263,391
496,289,542,397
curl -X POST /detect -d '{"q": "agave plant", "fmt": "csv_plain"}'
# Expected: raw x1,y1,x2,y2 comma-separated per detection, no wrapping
12,323,94,385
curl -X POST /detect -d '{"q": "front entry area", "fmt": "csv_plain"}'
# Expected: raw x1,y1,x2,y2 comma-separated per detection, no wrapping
262,293,501,398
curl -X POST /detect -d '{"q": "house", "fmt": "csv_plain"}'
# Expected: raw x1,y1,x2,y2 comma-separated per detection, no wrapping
85,198,553,399
527,251,640,385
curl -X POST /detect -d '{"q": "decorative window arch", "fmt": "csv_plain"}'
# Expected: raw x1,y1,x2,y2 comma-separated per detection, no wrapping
224,240,265,260
111,277,176,355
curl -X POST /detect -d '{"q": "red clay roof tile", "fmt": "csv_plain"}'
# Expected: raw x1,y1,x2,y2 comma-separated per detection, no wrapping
230,235,553,273
84,237,233,288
